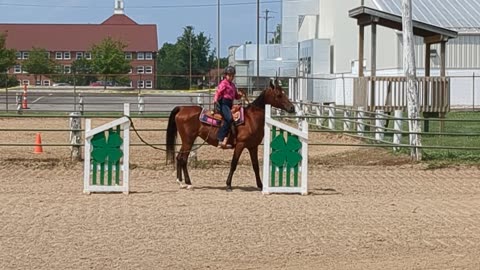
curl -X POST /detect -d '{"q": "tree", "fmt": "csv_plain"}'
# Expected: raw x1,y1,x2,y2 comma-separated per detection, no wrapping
91,37,131,89
269,24,281,44
0,32,17,87
157,43,185,89
71,58,97,86
22,47,57,85
402,0,422,160
157,26,219,90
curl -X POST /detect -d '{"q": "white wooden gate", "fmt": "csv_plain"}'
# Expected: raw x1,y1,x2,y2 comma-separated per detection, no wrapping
262,105,308,195
83,104,130,194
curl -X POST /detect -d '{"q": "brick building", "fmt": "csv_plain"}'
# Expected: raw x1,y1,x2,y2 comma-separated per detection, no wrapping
0,0,158,88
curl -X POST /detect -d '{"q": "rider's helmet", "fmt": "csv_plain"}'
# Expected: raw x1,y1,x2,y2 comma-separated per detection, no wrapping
224,66,236,75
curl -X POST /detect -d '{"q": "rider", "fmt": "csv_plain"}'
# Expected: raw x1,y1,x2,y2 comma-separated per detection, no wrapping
213,65,242,149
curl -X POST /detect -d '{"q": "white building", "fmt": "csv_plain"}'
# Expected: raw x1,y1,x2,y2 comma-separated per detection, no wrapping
229,0,480,107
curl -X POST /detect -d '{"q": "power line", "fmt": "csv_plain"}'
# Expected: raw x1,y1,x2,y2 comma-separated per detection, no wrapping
0,1,281,9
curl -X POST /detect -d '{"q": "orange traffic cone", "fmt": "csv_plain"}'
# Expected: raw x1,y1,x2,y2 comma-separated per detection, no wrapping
33,133,43,154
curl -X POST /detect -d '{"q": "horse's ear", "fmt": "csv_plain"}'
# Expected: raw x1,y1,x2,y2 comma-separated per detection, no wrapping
269,79,275,89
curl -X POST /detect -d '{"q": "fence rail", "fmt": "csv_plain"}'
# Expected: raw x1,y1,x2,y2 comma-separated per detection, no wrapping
353,76,450,113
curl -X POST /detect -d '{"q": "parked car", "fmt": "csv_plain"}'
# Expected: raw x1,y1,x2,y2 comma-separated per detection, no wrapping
90,81,114,87
52,82,71,87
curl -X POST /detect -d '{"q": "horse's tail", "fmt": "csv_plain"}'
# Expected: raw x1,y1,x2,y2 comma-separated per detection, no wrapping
166,106,181,166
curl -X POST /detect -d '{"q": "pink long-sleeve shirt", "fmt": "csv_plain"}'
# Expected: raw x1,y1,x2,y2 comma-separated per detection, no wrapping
213,79,241,102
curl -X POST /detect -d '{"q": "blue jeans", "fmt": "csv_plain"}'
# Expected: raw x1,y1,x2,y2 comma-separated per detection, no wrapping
217,98,233,141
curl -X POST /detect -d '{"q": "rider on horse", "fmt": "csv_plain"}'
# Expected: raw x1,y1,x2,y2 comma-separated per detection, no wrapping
213,66,243,149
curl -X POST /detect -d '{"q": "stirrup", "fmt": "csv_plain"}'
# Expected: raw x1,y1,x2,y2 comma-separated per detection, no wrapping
218,139,232,149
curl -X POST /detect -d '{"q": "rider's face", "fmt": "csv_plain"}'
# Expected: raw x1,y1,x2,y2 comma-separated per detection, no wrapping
226,73,235,81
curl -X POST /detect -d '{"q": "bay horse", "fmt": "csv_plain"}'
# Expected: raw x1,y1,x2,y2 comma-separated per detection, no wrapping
166,79,295,191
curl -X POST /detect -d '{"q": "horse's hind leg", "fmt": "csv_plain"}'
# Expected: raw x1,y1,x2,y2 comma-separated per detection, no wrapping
180,152,193,189
177,141,194,189
176,154,186,188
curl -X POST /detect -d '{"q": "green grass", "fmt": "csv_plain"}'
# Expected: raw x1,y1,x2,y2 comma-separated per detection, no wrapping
306,110,480,163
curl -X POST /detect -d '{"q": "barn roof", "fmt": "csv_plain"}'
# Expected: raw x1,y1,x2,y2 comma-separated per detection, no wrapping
349,6,458,40
373,0,480,33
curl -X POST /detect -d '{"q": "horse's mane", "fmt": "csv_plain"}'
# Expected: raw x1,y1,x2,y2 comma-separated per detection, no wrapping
247,90,266,109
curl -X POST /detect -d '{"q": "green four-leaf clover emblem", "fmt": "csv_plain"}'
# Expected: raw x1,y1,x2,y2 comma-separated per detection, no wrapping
91,129,123,164
270,133,302,167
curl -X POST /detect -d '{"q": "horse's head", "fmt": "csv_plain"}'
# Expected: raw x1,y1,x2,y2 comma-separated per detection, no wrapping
264,78,295,113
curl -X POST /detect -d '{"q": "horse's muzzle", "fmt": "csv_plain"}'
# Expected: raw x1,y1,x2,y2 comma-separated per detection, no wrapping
287,105,295,113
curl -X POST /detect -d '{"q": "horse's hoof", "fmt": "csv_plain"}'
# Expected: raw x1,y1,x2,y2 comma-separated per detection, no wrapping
186,185,194,190
226,187,232,192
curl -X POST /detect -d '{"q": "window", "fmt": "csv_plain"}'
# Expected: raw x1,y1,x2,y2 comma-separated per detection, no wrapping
16,52,21,59
125,52,132,60
14,65,21,73
22,80,30,86
145,66,153,74
45,52,50,59
64,52,71,60
137,66,144,74
145,52,153,60
43,80,50,86
22,52,29,59
85,52,92,59
145,80,153,88
137,80,144,88
76,52,83,59
64,65,71,74
128,68,132,74
56,52,63,59
137,52,145,60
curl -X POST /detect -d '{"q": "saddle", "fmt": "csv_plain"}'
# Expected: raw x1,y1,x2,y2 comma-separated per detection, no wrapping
199,105,245,127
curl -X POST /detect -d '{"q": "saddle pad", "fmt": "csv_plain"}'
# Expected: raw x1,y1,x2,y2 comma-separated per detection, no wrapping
199,107,245,127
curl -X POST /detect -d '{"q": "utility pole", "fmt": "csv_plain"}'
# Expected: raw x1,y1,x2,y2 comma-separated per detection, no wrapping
217,0,221,84
256,0,260,91
261,9,275,44
189,34,192,90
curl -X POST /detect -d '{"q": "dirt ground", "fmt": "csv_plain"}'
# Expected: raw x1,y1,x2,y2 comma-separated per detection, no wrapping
1,118,480,269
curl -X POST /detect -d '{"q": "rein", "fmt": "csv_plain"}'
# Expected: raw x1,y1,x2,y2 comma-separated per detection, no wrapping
125,115,213,154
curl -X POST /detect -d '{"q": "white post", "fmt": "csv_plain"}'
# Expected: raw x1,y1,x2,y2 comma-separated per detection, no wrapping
375,109,385,141
122,103,130,194
343,110,352,131
357,106,365,137
16,93,22,114
393,109,403,151
402,0,422,160
300,116,308,196
79,94,84,115
83,119,92,194
328,103,335,130
138,95,145,114
262,105,272,195
69,111,82,161
295,102,302,126
315,104,322,128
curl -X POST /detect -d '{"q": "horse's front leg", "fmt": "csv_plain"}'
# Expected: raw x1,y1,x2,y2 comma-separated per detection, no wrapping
226,144,245,192
248,146,263,190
